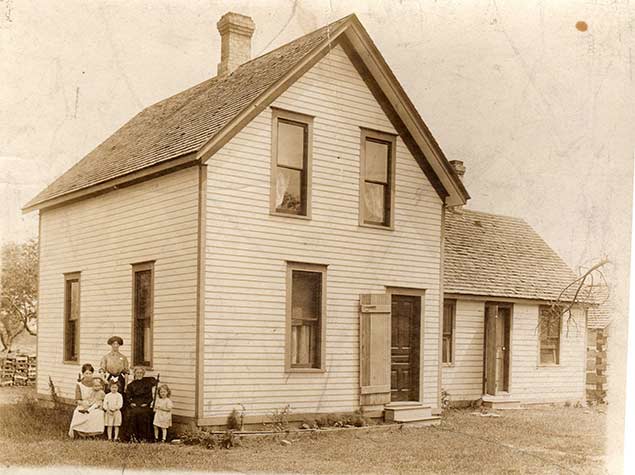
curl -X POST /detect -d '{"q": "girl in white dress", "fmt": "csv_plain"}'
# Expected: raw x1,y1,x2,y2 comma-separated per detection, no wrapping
68,364,105,438
103,380,123,441
153,384,173,442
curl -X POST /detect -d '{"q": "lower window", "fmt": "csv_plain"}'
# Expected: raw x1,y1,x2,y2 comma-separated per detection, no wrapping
287,263,326,370
132,262,154,367
539,306,561,365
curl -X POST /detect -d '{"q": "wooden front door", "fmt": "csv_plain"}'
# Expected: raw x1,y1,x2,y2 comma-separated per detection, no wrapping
390,295,420,401
484,303,511,395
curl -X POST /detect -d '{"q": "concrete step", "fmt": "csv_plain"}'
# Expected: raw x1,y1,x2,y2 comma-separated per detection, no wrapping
481,396,521,410
384,403,433,422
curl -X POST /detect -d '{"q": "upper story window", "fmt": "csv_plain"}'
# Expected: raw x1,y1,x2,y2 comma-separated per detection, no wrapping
64,272,81,362
360,128,396,228
539,306,561,365
132,261,154,367
271,108,313,218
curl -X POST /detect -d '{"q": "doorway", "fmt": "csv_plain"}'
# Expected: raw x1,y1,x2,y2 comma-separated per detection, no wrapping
483,303,512,395
390,295,421,402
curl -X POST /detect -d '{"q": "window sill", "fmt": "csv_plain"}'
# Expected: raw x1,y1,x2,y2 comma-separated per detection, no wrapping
63,360,79,365
537,363,560,368
359,223,394,231
270,211,312,221
442,363,454,368
285,367,326,374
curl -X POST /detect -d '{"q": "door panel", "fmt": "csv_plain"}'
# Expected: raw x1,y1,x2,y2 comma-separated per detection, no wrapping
484,303,512,395
390,295,420,402
484,304,498,395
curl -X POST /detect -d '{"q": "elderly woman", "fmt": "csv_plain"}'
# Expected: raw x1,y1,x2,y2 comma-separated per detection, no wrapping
125,367,157,442
99,336,129,395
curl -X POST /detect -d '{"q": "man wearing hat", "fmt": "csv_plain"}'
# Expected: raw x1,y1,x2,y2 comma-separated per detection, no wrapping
99,336,130,396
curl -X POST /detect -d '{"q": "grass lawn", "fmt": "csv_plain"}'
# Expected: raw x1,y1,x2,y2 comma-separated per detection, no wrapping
0,389,607,474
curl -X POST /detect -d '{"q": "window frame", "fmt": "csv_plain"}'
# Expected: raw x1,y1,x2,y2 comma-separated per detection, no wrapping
538,305,561,366
285,261,327,373
359,127,397,229
131,261,155,369
63,272,81,364
442,299,456,366
270,107,314,220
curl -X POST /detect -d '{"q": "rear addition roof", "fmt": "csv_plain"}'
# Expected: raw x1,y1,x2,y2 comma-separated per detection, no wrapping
444,209,580,302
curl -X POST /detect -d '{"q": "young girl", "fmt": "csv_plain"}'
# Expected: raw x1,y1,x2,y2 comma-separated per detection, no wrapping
153,384,173,442
68,365,105,438
103,380,123,441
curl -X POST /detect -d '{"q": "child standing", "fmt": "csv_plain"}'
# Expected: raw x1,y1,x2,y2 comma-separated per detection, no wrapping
153,384,173,442
103,380,123,441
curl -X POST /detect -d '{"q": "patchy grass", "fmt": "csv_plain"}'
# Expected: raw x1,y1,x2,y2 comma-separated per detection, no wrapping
0,390,607,474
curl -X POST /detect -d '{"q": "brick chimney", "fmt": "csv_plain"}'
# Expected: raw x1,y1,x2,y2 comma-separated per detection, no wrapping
449,160,466,180
217,12,256,76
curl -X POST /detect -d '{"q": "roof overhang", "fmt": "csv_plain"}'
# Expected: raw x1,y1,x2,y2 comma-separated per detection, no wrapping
22,153,198,213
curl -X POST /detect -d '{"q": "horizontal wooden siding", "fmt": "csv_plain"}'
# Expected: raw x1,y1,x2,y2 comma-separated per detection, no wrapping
203,45,443,419
37,168,199,416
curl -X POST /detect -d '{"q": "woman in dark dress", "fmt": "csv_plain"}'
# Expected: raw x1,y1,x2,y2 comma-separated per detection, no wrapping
125,367,157,442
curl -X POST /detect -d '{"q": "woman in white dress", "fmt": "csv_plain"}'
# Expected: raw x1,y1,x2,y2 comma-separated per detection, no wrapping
68,363,106,438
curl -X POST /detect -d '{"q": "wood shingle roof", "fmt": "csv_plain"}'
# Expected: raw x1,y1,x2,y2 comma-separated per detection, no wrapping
444,209,579,302
24,16,350,210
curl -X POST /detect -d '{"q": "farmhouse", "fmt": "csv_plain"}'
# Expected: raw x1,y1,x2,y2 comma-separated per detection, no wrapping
24,12,586,426
24,13,469,425
442,203,587,408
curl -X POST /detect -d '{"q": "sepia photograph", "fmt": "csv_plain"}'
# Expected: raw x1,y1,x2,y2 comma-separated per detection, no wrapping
1,1,633,473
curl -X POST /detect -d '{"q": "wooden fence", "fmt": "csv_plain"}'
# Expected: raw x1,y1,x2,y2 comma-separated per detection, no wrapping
586,328,608,403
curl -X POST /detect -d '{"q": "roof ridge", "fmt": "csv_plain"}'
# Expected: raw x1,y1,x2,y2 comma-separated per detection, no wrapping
457,208,526,222
237,14,355,70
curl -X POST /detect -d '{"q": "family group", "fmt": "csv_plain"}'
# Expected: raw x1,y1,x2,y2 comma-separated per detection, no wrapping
67,336,173,442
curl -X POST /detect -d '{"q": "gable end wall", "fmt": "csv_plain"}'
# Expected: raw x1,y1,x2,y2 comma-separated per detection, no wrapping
203,44,443,420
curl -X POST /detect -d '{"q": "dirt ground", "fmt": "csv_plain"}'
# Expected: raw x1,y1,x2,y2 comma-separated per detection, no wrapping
0,386,608,474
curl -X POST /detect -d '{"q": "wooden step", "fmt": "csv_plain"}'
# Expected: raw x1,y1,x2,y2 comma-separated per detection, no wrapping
384,403,433,422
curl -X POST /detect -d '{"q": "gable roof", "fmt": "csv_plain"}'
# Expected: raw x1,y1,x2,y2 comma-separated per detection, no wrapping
444,209,580,302
24,14,469,212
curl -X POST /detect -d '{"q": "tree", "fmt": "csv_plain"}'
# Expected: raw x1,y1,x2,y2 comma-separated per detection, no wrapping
0,239,38,351
542,257,610,335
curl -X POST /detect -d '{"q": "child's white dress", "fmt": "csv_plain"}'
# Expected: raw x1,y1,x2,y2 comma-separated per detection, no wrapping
153,397,173,428
103,392,123,427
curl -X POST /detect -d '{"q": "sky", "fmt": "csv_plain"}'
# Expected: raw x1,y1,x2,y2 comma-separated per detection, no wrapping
2,0,633,268
1,0,634,468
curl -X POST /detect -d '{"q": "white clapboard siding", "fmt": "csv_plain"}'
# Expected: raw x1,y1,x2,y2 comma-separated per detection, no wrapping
37,167,199,416
441,300,485,401
203,44,443,419
441,299,586,404
510,304,586,403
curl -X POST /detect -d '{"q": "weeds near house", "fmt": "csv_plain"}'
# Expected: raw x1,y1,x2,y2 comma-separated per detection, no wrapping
227,404,245,431
266,404,292,432
441,389,451,410
48,376,62,409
